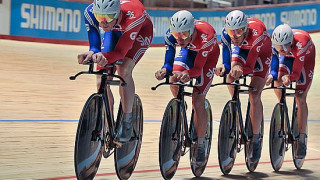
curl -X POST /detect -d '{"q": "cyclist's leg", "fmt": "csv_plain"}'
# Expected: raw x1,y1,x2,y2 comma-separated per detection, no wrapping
249,76,265,134
192,50,219,164
295,47,315,135
116,26,153,142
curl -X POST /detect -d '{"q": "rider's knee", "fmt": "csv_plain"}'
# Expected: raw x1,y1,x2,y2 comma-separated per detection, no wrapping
296,96,307,106
192,95,205,109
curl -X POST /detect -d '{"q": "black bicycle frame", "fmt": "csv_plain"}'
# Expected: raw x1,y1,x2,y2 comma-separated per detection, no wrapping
70,61,126,144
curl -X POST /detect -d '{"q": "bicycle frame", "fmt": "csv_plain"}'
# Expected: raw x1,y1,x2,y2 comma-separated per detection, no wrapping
212,75,256,145
70,61,126,147
152,77,201,149
264,82,298,143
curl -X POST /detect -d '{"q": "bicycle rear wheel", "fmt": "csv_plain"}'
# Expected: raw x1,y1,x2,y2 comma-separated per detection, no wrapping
292,105,307,169
245,102,264,172
74,93,106,180
218,100,238,175
190,99,213,177
115,94,144,180
269,103,287,171
159,98,183,180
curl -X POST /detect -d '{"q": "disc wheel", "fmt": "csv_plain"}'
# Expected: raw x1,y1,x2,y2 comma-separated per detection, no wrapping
159,98,183,180
74,94,106,180
114,94,144,180
218,101,238,175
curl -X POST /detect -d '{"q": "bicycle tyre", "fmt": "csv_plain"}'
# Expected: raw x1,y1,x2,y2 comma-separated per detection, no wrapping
115,94,144,180
292,106,307,169
189,99,213,177
218,100,238,175
269,103,287,171
159,98,183,180
74,93,106,180
244,102,264,172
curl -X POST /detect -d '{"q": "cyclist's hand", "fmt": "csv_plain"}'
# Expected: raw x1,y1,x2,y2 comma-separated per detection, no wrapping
215,64,225,76
230,65,243,79
78,51,94,64
173,71,190,83
92,53,108,66
265,74,273,86
155,68,167,80
281,74,291,86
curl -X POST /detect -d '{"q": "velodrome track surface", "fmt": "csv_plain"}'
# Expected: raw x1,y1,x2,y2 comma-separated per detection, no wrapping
0,33,320,179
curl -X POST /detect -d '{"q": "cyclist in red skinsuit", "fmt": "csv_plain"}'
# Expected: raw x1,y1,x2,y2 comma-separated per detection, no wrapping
155,10,220,165
266,24,315,159
77,0,153,142
215,10,272,163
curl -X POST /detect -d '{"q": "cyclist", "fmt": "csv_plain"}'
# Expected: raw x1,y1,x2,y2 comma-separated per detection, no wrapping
266,24,315,159
155,10,220,165
215,10,272,163
77,0,153,142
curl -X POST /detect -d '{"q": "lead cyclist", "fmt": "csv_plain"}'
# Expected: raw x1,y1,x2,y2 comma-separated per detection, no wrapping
77,0,153,142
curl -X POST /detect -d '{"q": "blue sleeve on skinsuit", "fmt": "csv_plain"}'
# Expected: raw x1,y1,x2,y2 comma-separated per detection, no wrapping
162,29,177,75
221,28,231,74
84,4,101,53
270,47,279,80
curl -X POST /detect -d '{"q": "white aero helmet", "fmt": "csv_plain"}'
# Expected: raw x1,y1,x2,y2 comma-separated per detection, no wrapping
272,24,293,46
93,0,121,18
170,10,195,35
224,10,247,30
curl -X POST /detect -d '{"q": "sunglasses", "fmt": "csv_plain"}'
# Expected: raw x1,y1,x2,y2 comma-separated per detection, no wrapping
94,13,116,23
274,43,291,52
171,30,191,40
226,27,246,38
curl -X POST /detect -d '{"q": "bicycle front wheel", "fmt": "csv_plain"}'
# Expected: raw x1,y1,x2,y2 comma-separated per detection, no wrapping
115,94,144,180
218,100,238,175
159,98,183,180
269,103,287,171
190,99,213,177
74,93,106,180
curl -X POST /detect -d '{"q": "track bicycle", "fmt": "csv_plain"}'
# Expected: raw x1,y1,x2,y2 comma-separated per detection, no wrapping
152,76,213,179
70,61,143,180
264,81,305,171
211,74,264,174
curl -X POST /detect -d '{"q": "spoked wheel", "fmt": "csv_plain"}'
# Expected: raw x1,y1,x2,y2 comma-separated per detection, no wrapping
244,102,264,172
74,93,106,180
190,99,213,177
269,103,288,171
292,106,306,169
159,98,183,180
115,94,144,180
218,101,238,175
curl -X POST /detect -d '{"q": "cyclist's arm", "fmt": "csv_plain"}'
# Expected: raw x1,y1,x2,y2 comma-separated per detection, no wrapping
240,33,265,74
101,16,145,63
289,51,306,81
270,47,279,80
162,30,176,75
84,5,101,53
221,29,232,74
187,48,209,78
